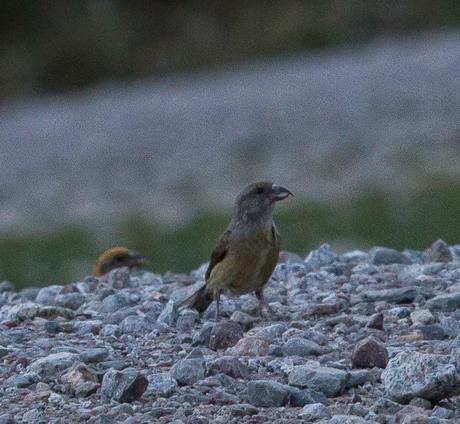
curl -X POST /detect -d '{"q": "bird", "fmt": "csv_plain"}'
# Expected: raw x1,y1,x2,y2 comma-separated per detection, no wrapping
181,181,293,320
92,247,146,276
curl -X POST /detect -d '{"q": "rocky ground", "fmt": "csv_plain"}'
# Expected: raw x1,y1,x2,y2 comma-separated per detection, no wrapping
1,240,460,423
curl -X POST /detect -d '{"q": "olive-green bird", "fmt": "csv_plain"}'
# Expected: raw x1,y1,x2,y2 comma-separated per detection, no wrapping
93,247,146,276
181,181,293,319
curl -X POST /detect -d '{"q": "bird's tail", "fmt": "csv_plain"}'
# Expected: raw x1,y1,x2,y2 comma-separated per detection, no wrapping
179,284,214,313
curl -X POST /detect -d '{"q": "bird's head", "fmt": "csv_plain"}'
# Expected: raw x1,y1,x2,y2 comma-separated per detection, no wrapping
233,181,293,224
92,247,146,276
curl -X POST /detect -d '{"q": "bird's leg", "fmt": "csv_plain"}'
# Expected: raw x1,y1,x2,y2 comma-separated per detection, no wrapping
255,289,275,317
214,290,221,321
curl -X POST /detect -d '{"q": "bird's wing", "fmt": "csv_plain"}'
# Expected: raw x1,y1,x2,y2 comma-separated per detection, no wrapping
205,230,231,281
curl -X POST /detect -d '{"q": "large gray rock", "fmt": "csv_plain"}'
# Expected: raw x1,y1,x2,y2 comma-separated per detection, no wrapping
157,300,178,326
1,302,39,321
60,363,99,397
229,403,258,417
431,406,455,419
104,306,136,325
120,316,155,334
80,348,109,364
288,365,349,397
230,310,255,331
0,302,74,321
27,352,79,378
0,281,14,293
328,416,367,424
107,268,131,289
440,316,460,337
287,387,328,406
247,380,289,407
35,285,63,305
176,309,199,332
298,403,330,420
76,319,102,335
0,347,11,358
207,356,249,378
305,244,338,270
203,298,237,319
21,410,43,423
241,297,262,316
0,414,15,424
425,239,453,263
426,292,460,312
6,373,37,388
170,358,205,386
339,250,369,266
346,369,380,388
192,322,214,346
256,324,288,341
371,247,412,265
282,337,322,357
451,335,460,349
420,324,447,340
101,368,148,402
382,351,460,402
228,336,271,356
135,272,163,289
99,293,129,313
100,324,120,337
410,309,435,325
362,287,418,304
54,293,87,310
146,373,178,397
17,287,40,301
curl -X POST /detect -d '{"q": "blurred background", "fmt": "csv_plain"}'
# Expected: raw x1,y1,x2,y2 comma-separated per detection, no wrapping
1,1,460,288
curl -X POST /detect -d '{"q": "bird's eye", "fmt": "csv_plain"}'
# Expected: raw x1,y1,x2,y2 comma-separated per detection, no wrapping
255,187,264,194
115,256,123,262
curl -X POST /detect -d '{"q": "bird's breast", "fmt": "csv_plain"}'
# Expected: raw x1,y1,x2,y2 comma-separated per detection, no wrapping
209,229,279,295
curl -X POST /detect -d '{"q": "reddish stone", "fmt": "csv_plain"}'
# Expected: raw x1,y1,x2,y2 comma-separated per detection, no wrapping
352,336,389,369
366,313,384,330
208,320,243,350
229,336,271,356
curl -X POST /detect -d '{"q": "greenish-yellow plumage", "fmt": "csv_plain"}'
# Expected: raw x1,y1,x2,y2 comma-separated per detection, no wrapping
93,247,146,276
182,181,293,319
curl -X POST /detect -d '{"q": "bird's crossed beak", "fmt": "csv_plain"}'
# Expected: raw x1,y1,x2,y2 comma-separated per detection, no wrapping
271,184,294,202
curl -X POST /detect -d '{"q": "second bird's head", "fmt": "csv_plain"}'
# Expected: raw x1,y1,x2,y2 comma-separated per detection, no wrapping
233,181,293,223
93,247,146,276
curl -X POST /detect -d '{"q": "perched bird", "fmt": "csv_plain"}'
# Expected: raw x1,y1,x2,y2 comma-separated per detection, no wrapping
92,247,146,276
181,181,293,319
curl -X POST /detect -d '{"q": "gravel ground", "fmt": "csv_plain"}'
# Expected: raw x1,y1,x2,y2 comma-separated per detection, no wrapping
1,240,460,423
